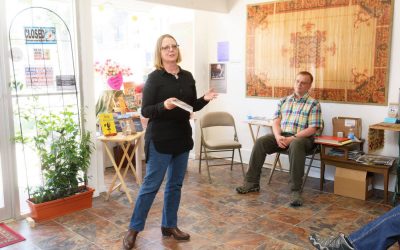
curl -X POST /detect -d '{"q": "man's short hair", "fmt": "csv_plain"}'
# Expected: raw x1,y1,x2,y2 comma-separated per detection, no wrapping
297,71,313,84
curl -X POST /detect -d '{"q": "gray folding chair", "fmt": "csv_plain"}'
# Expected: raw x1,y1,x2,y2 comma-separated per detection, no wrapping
199,111,245,183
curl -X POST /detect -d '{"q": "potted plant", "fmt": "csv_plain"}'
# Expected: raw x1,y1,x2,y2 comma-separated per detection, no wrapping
15,106,95,222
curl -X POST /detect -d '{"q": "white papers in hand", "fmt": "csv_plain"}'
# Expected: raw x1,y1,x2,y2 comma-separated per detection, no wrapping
171,99,193,112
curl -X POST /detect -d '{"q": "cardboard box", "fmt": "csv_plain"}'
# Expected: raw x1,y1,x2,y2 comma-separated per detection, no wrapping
332,117,362,139
334,167,373,200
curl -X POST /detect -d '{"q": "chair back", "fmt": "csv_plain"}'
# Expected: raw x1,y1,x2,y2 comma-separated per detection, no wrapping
200,111,239,142
200,111,235,128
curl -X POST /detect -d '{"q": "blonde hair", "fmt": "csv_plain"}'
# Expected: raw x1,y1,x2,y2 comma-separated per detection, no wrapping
154,34,182,70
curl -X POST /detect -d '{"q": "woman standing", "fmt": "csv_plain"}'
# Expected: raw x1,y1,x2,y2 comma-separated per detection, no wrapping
123,34,218,249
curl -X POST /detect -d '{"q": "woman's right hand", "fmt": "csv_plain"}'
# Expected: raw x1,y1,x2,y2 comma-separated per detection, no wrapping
163,97,177,110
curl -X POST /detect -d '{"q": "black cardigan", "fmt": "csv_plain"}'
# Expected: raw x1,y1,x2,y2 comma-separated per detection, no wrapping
141,68,209,160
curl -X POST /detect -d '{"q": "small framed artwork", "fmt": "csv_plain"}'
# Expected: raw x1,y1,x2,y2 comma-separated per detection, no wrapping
210,63,225,80
209,63,227,93
387,103,399,118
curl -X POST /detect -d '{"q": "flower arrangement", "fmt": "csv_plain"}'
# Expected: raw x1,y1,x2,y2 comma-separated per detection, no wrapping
94,59,132,78
94,59,132,90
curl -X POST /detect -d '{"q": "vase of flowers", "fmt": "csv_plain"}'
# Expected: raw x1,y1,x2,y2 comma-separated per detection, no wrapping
94,59,132,116
94,59,132,90
107,72,123,90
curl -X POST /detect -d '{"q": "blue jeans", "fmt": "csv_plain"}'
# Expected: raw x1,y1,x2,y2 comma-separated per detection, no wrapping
128,141,189,231
349,205,400,250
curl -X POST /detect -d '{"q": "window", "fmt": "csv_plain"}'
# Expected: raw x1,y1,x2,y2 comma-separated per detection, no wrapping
92,1,194,98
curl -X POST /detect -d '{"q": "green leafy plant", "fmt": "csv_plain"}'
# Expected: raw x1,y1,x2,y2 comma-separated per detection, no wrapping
15,107,94,204
9,80,24,91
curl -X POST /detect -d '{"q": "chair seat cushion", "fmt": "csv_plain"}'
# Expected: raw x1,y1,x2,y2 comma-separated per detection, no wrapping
204,139,241,150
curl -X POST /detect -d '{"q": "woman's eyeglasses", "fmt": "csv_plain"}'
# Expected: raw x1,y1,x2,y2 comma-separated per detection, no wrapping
161,44,179,51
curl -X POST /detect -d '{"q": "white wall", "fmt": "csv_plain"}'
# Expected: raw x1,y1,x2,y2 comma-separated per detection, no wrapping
136,0,229,13
191,0,400,191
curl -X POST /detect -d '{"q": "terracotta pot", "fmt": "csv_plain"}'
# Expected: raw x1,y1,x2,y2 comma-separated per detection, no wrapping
27,187,95,222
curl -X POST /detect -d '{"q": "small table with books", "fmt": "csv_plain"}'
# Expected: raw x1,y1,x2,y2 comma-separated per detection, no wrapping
244,118,282,169
245,117,273,143
98,131,145,203
317,139,395,202
369,123,400,205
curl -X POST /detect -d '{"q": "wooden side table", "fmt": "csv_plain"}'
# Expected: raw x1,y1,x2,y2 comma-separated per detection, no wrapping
319,140,394,203
98,131,145,203
319,141,363,188
245,119,273,143
369,123,400,205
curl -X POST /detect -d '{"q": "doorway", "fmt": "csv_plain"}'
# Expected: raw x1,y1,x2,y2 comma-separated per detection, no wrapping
0,7,17,219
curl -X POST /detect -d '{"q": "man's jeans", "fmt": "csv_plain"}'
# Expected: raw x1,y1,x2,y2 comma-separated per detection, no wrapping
129,141,189,231
349,205,400,250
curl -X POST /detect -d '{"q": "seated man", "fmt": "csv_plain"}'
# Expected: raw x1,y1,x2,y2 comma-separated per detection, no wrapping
309,204,400,250
236,71,322,207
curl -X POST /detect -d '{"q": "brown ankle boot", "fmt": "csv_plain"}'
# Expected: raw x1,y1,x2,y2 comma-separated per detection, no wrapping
161,227,190,240
123,229,139,250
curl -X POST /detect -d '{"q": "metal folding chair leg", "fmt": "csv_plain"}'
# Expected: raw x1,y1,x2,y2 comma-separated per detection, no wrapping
300,151,317,192
199,141,203,173
230,150,235,171
238,149,245,178
203,148,213,183
267,152,281,184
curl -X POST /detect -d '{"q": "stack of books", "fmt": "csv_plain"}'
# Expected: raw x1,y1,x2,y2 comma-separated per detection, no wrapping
348,150,364,160
327,148,345,157
355,154,396,166
247,117,273,126
314,135,353,146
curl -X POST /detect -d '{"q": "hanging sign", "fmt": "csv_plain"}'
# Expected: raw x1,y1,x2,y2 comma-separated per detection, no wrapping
33,48,51,60
24,26,57,44
217,41,229,62
25,66,54,87
56,75,76,90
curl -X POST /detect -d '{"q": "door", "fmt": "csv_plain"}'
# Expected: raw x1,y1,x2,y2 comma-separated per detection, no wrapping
0,45,16,222
0,0,19,221
0,124,14,221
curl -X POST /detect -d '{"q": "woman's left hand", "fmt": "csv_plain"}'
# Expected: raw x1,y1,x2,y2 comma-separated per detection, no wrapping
204,88,218,101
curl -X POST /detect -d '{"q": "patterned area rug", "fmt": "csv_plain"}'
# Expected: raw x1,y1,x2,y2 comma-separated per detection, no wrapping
0,223,25,248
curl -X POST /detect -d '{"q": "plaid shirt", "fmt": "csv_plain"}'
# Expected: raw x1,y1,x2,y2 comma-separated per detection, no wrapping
273,93,322,135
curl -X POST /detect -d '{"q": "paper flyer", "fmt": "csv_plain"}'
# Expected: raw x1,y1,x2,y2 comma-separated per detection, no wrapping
171,99,193,112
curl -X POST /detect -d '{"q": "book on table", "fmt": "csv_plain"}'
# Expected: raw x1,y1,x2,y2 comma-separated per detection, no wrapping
98,113,117,136
247,116,273,126
355,154,396,166
314,135,353,146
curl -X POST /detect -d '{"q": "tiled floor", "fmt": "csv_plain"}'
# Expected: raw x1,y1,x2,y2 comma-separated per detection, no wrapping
4,159,399,249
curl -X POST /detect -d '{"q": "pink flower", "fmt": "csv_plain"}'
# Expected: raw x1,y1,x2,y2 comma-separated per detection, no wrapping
94,59,133,78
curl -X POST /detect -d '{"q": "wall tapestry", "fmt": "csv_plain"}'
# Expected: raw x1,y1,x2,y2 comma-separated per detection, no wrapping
246,0,393,105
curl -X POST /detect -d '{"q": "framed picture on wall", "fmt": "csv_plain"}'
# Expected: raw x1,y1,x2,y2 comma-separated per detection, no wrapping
209,63,227,93
210,63,225,80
